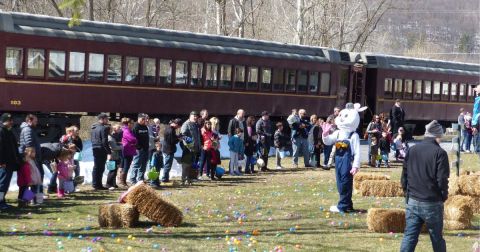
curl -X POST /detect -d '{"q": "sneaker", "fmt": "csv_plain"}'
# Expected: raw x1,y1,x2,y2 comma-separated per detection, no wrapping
329,205,340,213
465,150,471,153
321,165,331,171
234,171,242,176
276,166,283,170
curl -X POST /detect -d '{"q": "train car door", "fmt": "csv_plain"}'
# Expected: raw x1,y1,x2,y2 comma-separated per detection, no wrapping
336,66,350,107
351,62,366,106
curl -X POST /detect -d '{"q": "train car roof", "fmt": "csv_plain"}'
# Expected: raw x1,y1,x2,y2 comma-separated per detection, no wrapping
359,53,480,77
0,11,356,64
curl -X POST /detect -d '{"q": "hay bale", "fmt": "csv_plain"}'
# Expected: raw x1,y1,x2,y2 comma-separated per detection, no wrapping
448,176,460,196
444,220,471,230
470,196,480,214
458,175,480,197
353,173,390,190
444,195,473,230
367,208,405,233
360,180,404,197
124,182,183,227
98,203,139,228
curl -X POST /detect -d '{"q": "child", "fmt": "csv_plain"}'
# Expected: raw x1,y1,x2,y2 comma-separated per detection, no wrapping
17,147,42,207
56,150,75,198
228,128,245,176
369,136,380,167
148,141,164,187
210,140,222,180
393,129,408,161
378,131,391,167
244,134,257,174
106,125,122,189
274,122,288,169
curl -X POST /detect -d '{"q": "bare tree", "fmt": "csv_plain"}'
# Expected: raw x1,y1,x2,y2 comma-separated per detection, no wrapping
48,0,64,17
215,0,226,35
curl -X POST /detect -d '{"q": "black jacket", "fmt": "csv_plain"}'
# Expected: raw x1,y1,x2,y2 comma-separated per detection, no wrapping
292,117,311,139
274,129,288,149
255,118,273,146
0,125,21,170
227,117,248,140
40,142,63,162
378,138,390,153
162,126,179,155
91,123,111,154
401,138,449,202
390,105,405,127
133,123,149,151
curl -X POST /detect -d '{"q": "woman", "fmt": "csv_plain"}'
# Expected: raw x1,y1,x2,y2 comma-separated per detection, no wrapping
322,115,335,167
366,115,382,166
244,116,257,173
106,124,123,189
120,118,137,187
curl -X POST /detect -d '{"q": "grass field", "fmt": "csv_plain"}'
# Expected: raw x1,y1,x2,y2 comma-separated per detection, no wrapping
1,154,479,252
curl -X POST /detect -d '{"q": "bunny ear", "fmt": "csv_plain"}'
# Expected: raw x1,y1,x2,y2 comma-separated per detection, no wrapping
353,103,368,112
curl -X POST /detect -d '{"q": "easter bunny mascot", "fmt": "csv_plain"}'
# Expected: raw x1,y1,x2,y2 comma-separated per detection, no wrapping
322,103,367,213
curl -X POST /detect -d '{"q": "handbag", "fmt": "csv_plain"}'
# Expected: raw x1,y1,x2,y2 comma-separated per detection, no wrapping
106,160,116,171
63,180,75,193
22,189,35,201
73,152,82,161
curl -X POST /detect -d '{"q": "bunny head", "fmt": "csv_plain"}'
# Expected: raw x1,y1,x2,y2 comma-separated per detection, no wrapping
334,103,368,132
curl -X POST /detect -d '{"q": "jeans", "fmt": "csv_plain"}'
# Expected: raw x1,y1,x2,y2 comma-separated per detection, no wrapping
245,155,255,173
106,160,119,187
463,131,472,151
0,167,13,193
400,198,446,252
123,155,134,174
323,145,333,166
460,128,465,150
198,149,206,176
162,153,174,182
45,161,58,192
92,148,107,188
275,148,283,167
130,149,149,183
310,146,321,167
229,151,239,174
292,137,310,166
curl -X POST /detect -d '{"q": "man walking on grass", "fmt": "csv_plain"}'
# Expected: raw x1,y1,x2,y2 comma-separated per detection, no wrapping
400,120,449,252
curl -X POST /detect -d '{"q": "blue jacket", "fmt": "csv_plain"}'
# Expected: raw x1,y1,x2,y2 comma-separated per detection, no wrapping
473,96,480,127
18,122,41,159
228,135,244,154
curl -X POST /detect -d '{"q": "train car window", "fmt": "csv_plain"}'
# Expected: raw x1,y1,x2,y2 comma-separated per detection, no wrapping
459,83,467,101
125,57,139,83
394,79,403,98
272,68,284,92
190,62,203,87
142,58,156,84
27,49,45,77
384,78,393,98
414,80,422,100
432,81,441,100
159,59,172,85
175,61,188,85
320,72,330,94
423,80,432,100
261,68,271,91
5,47,23,76
88,53,104,81
309,72,319,94
234,65,246,89
404,79,413,99
441,82,449,101
68,52,85,80
285,70,296,92
467,84,476,102
297,70,307,93
219,64,232,88
107,55,122,82
48,51,66,79
247,67,258,90
206,63,218,87
450,83,458,101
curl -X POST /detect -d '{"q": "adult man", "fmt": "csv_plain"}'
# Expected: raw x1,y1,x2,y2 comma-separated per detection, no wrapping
458,108,465,151
400,120,449,252
91,113,111,190
18,114,43,191
291,109,312,168
181,111,201,185
130,113,150,184
161,118,182,183
256,111,273,171
390,99,405,135
472,85,480,154
0,113,21,209
331,107,341,119
228,109,247,140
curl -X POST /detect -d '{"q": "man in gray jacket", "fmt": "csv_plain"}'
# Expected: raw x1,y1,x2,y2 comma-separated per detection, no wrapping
180,111,201,185
18,114,43,192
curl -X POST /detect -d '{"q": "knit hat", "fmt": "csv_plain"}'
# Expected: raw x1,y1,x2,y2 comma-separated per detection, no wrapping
0,113,12,123
424,120,444,138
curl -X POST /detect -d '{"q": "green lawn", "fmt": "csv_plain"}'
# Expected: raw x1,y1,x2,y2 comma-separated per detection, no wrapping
1,154,479,252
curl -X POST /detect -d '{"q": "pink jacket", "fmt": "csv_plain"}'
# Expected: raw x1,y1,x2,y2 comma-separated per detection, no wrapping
122,126,138,157
57,160,72,180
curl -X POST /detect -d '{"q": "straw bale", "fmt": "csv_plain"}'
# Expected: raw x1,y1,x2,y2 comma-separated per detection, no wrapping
444,220,471,230
458,175,480,197
367,208,405,233
360,180,404,197
443,195,473,230
98,203,139,228
125,182,183,227
353,173,390,190
448,176,461,196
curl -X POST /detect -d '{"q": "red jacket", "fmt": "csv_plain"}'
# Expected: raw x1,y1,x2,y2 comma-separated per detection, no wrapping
201,128,214,150
17,162,32,187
